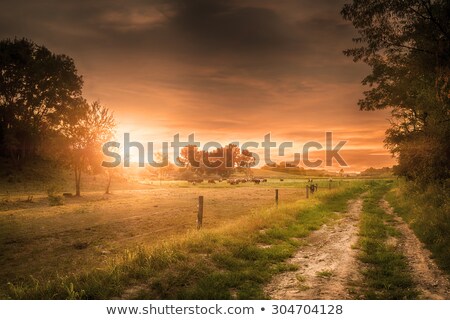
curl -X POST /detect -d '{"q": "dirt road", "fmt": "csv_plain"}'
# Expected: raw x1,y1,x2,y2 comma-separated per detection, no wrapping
265,199,363,299
265,195,450,300
380,199,450,299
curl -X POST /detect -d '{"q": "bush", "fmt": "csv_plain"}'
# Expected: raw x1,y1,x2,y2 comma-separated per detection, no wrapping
47,187,64,206
387,180,450,274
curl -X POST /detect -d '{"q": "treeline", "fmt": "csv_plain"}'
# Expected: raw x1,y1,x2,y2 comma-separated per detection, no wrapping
342,0,450,186
359,167,393,177
175,144,254,178
260,163,338,177
0,38,115,195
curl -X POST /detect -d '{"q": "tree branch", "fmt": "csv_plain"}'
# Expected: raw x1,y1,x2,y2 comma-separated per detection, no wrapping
418,0,450,41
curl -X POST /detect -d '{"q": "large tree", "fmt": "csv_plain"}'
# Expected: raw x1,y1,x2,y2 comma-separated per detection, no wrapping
342,0,450,184
0,38,83,164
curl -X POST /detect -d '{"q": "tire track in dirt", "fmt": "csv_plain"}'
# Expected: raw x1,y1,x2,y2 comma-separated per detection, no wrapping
380,199,450,299
265,199,363,299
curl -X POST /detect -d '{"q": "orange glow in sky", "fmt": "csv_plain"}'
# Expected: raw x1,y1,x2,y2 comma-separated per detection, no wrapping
0,0,397,171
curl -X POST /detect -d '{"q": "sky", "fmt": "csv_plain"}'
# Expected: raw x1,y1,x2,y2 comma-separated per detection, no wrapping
0,0,397,171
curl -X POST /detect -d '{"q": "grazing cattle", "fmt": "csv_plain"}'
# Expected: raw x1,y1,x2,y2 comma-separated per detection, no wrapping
187,179,204,185
208,179,216,184
252,178,266,184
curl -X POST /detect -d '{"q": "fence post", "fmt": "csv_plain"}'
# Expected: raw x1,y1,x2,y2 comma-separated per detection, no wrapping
275,189,279,206
197,196,204,230
306,185,309,199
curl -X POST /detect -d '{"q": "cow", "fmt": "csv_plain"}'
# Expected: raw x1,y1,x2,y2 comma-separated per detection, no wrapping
187,179,203,185
252,178,265,184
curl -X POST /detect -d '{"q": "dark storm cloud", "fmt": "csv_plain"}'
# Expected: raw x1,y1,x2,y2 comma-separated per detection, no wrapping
0,0,367,108
0,0,360,79
166,0,294,52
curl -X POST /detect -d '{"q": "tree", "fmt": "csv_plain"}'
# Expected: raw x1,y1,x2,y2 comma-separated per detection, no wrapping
0,38,83,164
57,101,115,196
342,0,450,184
177,144,254,178
103,145,121,194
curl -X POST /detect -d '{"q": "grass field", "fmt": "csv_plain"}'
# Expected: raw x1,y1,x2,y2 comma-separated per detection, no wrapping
4,173,443,300
0,175,361,299
386,182,450,274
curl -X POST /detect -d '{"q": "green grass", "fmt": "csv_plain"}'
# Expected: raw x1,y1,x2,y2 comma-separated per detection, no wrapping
316,269,334,279
386,181,450,274
2,181,365,299
357,180,418,299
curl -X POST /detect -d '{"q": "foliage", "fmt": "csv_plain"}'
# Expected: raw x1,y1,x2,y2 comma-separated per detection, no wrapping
359,166,393,177
261,163,335,177
0,38,116,195
178,144,254,178
54,101,115,196
0,38,83,163
386,180,450,273
342,0,450,184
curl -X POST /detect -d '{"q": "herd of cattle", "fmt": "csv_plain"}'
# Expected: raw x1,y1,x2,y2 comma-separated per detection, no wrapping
187,178,268,185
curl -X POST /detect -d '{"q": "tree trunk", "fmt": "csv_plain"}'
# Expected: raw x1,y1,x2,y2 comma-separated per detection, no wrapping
9,149,18,168
75,168,81,197
105,172,111,194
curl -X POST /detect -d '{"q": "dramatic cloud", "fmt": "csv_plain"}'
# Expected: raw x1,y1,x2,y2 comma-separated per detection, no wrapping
0,0,395,171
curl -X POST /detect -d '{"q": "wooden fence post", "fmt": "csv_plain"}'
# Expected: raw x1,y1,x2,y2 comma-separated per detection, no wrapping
275,189,279,206
197,196,204,230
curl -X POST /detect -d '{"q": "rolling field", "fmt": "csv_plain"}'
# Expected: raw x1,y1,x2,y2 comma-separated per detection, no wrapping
3,178,444,300
0,178,344,296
